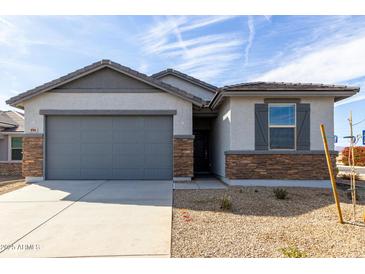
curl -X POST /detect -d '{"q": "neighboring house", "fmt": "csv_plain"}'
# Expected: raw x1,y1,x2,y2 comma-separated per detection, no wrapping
6,60,359,184
0,110,24,176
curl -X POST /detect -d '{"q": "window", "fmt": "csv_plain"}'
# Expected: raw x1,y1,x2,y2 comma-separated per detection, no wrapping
11,137,23,161
269,104,296,149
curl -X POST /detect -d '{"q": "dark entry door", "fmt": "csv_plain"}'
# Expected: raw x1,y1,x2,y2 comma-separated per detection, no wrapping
193,130,210,174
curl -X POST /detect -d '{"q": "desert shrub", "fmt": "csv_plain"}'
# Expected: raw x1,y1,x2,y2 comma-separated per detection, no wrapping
346,189,360,201
220,194,232,211
273,188,288,200
341,147,365,166
280,246,307,258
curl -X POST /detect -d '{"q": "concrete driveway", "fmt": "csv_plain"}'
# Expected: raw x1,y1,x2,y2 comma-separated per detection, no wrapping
0,180,172,258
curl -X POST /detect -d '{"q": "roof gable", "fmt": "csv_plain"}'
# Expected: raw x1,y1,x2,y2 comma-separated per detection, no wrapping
55,67,158,90
0,111,24,132
151,69,218,92
6,60,204,107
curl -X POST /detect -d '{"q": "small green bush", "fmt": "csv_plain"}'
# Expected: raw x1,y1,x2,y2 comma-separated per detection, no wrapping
273,188,288,200
220,195,232,211
280,246,307,258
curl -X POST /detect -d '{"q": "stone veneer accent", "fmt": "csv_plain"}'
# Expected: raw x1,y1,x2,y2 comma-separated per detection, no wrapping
226,153,337,180
173,137,194,178
0,163,22,176
22,136,44,177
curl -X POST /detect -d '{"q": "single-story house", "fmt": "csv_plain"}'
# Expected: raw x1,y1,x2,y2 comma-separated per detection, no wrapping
6,60,359,184
0,110,24,176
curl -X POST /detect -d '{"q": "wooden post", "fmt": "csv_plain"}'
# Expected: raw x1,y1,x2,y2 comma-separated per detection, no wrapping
348,111,357,222
320,124,344,224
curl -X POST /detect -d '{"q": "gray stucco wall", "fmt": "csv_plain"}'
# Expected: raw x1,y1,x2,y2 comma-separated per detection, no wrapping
210,98,231,177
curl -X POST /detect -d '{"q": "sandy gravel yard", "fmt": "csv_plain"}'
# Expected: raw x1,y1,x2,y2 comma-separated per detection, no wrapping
172,186,365,258
0,180,26,195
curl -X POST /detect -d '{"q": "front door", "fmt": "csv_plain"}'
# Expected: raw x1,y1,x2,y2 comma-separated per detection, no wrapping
193,130,210,174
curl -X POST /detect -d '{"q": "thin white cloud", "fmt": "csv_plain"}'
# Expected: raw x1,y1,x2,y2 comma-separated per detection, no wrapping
139,16,241,81
244,16,255,66
179,16,236,32
254,33,365,83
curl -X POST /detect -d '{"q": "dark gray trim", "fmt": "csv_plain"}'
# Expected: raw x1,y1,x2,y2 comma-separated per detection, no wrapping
225,150,338,155
51,88,162,93
39,109,177,116
173,135,195,139
264,98,301,103
23,133,44,137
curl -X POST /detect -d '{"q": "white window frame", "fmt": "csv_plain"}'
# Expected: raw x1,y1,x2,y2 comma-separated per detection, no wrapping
8,135,23,162
268,103,296,150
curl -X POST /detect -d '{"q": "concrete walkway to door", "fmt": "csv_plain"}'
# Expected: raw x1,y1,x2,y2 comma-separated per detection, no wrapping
0,180,172,258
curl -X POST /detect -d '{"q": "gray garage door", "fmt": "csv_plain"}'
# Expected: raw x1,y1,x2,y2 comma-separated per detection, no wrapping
46,115,173,180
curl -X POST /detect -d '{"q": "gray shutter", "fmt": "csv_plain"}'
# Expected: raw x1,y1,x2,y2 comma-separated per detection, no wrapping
255,104,268,150
296,103,310,150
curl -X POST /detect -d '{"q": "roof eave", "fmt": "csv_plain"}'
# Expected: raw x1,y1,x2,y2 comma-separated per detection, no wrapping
209,89,359,109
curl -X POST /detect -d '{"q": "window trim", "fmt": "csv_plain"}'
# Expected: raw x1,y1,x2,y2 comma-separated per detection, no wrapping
8,135,23,162
268,103,296,150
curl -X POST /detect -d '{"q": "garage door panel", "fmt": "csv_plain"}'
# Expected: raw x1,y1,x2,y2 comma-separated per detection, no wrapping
145,155,172,168
47,155,81,169
112,155,145,168
144,130,172,143
81,154,113,169
81,168,112,178
47,131,81,144
112,117,144,129
47,117,81,131
144,116,171,130
81,144,113,155
47,168,81,179
46,115,172,180
47,143,80,155
112,144,144,154
145,144,171,155
112,130,145,144
81,117,113,130
81,131,113,143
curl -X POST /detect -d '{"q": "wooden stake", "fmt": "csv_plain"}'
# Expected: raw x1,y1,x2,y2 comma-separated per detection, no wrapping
348,111,357,222
320,124,344,224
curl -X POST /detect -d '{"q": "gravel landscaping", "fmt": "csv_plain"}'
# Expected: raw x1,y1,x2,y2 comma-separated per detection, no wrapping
172,186,365,258
0,180,26,195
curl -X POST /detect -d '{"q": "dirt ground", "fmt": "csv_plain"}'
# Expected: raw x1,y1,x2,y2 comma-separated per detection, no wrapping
172,186,365,258
0,180,26,195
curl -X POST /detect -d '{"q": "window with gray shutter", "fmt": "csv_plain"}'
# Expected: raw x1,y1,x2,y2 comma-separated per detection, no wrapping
255,102,310,151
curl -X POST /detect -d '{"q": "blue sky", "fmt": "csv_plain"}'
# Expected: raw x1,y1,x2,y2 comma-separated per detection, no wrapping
0,15,364,146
